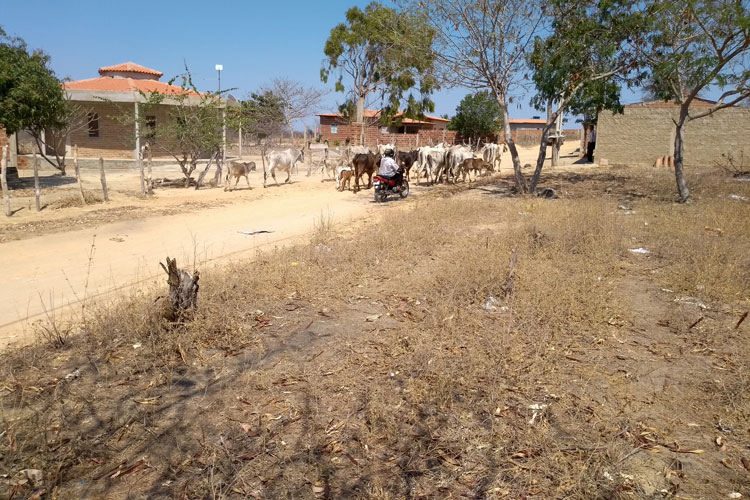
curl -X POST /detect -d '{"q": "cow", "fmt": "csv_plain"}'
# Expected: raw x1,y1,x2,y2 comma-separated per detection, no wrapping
416,146,447,185
377,143,395,155
456,158,491,182
336,166,353,191
344,145,371,165
396,150,419,180
481,143,507,172
263,148,304,187
444,145,475,184
351,152,381,192
225,161,256,191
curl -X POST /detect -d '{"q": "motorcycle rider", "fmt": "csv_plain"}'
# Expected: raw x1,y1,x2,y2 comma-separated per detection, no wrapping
378,149,403,190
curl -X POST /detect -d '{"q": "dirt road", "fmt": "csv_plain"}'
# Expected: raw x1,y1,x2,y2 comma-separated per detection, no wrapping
0,171,375,347
0,145,585,347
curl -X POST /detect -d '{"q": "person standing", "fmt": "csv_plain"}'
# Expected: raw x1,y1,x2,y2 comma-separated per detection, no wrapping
587,127,597,163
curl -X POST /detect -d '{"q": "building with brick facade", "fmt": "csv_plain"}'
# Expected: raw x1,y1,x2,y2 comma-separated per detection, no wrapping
61,62,211,161
316,109,455,149
596,98,750,167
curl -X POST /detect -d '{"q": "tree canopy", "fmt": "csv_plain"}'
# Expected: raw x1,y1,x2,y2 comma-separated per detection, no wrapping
0,27,67,136
637,0,750,201
321,2,437,127
447,91,503,142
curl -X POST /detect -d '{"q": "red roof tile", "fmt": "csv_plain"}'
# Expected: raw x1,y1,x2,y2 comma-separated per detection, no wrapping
64,77,199,96
98,62,163,78
509,118,547,124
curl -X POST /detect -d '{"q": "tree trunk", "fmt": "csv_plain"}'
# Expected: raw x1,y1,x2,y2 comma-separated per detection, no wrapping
99,157,109,202
157,257,199,322
501,104,527,193
357,96,366,147
73,145,86,205
195,152,217,190
1,146,10,217
530,124,553,193
33,153,41,211
673,108,690,202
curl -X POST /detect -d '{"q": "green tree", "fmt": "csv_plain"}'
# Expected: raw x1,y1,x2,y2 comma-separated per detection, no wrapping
404,0,547,192
321,2,437,145
527,0,644,191
136,68,225,187
0,27,81,174
447,91,503,142
638,0,750,202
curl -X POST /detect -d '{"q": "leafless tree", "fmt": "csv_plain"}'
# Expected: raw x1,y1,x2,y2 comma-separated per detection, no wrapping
28,96,92,176
401,0,547,192
262,78,328,146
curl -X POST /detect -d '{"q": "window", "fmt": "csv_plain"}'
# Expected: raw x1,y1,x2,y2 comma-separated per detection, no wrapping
330,125,338,134
145,115,156,140
87,113,99,137
380,126,390,134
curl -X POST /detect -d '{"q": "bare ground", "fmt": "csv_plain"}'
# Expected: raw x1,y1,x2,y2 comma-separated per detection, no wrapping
2,157,749,499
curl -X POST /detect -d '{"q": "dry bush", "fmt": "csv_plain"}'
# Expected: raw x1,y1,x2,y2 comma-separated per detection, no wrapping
46,190,103,209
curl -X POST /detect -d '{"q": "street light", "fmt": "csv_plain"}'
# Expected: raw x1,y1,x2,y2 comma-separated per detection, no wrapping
215,64,223,94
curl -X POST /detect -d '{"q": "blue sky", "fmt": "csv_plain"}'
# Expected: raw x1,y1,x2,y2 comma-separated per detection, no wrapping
1,0,647,128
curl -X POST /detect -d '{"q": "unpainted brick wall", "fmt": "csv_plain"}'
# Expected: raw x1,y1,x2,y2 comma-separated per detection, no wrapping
69,102,179,159
596,105,750,167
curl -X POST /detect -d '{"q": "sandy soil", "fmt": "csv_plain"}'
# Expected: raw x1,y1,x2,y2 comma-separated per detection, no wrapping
0,145,586,347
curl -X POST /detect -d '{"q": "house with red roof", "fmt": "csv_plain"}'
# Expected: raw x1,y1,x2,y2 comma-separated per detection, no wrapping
61,62,209,161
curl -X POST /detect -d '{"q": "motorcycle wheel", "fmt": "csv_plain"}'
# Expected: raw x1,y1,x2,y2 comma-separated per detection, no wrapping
374,189,381,202
399,180,410,198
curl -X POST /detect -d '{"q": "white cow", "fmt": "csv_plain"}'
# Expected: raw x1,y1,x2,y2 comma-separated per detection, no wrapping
264,148,304,187
444,145,475,184
481,143,505,172
416,145,447,185
344,145,371,164
377,143,395,155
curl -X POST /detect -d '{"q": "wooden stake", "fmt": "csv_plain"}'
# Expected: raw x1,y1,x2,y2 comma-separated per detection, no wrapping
138,146,146,195
73,145,86,205
33,153,41,211
1,145,10,216
99,157,109,202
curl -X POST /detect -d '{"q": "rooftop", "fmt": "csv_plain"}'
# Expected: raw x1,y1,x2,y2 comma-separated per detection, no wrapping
98,62,163,78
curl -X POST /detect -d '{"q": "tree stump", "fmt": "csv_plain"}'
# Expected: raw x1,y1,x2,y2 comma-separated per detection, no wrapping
157,257,199,321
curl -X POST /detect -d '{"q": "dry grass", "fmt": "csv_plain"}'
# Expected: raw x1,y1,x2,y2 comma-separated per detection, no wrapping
1,166,749,499
46,190,103,209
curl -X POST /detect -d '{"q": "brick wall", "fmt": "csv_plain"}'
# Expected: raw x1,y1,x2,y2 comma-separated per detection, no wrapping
70,102,177,159
319,116,457,150
596,105,750,167
0,128,8,151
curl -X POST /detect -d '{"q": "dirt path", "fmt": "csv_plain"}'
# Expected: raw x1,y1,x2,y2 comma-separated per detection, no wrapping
0,145,586,348
0,173,374,348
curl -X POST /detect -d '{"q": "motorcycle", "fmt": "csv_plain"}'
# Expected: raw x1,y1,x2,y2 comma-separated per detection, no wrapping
373,169,409,202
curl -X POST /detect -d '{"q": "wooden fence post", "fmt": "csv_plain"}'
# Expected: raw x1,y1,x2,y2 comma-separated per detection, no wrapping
1,146,10,217
138,146,146,195
73,145,86,205
99,157,109,202
33,153,41,211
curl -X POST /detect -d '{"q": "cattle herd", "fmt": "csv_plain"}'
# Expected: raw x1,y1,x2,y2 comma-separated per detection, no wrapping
225,142,507,193
327,142,507,193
